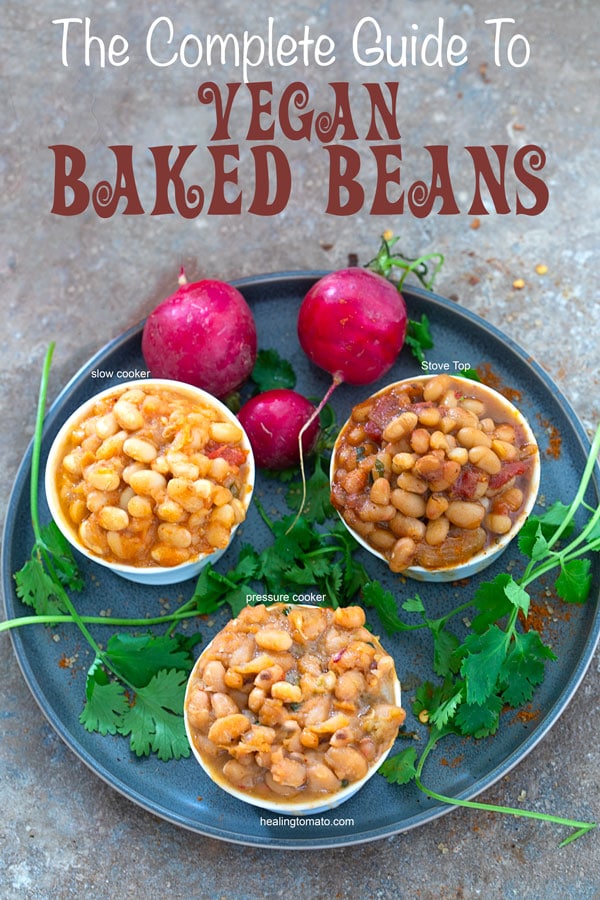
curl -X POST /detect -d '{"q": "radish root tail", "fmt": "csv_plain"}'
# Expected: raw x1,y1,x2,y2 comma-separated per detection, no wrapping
285,373,343,535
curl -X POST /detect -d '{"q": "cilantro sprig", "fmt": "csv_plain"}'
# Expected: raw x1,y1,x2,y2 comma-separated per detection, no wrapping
188,499,369,617
376,422,600,846
8,344,201,761
381,725,595,848
14,344,84,614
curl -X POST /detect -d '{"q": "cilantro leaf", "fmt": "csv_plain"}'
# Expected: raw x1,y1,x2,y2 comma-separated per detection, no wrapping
432,625,461,678
456,368,482,382
460,626,508,706
405,315,433,364
413,679,453,721
518,520,551,561
251,348,296,392
520,502,574,553
499,630,556,708
14,557,69,615
285,553,332,586
334,527,369,604
429,687,464,729
470,573,514,633
118,669,190,761
285,455,334,524
402,596,425,615
555,558,593,604
504,578,530,616
454,694,503,738
190,545,261,616
314,403,339,453
362,581,411,635
538,501,575,533
323,563,344,607
586,517,600,543
38,521,84,591
260,520,316,590
225,585,257,616
379,747,418,785
105,633,196,688
190,565,231,614
80,664,129,735
231,544,262,582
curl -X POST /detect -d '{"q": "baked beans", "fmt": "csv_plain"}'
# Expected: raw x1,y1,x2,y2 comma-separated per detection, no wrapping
54,383,252,568
331,375,538,573
185,604,405,804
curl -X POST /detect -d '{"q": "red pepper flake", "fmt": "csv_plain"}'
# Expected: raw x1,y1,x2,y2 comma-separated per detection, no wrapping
536,415,562,460
58,654,77,669
440,754,464,768
519,600,550,634
519,592,571,635
476,363,522,404
514,705,540,724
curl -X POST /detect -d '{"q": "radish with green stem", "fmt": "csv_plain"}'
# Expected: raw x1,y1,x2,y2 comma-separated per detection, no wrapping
292,266,408,522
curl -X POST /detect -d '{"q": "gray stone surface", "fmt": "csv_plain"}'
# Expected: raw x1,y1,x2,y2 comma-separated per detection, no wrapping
1,1,599,897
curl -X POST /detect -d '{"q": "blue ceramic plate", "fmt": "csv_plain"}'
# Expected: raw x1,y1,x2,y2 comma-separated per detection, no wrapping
2,273,599,849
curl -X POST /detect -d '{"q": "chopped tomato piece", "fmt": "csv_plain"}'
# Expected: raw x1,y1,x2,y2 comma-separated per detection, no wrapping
488,460,528,490
207,444,247,466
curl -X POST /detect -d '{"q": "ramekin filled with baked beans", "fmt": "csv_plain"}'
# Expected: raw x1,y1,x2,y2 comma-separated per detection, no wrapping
330,374,540,582
184,603,405,814
45,379,255,585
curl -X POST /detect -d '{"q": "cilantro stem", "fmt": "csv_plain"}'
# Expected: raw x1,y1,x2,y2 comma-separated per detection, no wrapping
366,233,444,291
546,498,600,571
30,344,55,554
396,253,445,290
254,495,275,532
516,424,600,589
414,730,596,847
392,598,477,634
304,545,345,559
23,346,138,693
0,610,200,634
436,598,479,628
163,597,202,637
538,423,600,556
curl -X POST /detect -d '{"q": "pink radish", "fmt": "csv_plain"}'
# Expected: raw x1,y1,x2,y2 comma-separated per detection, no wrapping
292,267,408,522
298,267,408,387
238,389,320,470
142,271,257,398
